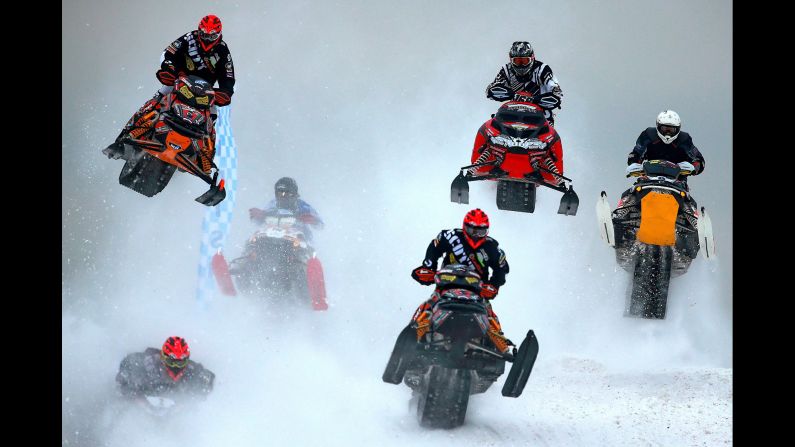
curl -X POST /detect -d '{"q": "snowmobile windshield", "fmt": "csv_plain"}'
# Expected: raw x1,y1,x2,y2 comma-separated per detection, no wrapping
495,109,545,126
439,288,480,302
642,160,681,179
175,76,214,110
435,265,482,293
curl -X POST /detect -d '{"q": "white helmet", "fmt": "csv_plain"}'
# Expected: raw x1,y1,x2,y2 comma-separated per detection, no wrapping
656,110,681,144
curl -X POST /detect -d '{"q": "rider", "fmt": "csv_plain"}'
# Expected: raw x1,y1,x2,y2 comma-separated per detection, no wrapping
249,177,324,241
485,41,563,125
409,209,514,355
155,14,235,110
626,110,705,179
105,15,235,171
116,336,215,399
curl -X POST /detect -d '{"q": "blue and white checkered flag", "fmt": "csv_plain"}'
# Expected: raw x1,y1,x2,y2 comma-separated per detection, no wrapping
196,106,238,305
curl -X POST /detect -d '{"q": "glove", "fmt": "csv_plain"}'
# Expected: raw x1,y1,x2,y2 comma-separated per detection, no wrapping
249,208,267,222
214,89,231,106
487,85,514,101
626,163,644,177
411,266,436,285
156,69,177,86
480,283,498,299
299,214,318,224
677,161,695,174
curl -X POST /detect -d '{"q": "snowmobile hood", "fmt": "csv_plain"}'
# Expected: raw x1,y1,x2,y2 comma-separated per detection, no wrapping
492,102,548,139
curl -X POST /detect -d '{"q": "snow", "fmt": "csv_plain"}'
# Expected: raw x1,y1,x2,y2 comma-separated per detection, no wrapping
63,0,732,445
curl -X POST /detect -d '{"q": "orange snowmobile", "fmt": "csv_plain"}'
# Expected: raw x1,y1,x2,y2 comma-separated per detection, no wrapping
102,75,226,206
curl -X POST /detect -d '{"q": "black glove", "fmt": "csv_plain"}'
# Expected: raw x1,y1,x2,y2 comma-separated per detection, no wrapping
411,266,436,285
487,85,514,101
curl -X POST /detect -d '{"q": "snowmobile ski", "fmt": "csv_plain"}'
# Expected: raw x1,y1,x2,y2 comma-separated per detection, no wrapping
451,173,470,204
697,206,716,260
596,191,616,246
211,252,237,296
501,329,539,398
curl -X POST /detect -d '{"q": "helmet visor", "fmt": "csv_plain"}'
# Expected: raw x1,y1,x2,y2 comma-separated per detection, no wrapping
657,124,679,137
465,224,489,239
199,30,221,43
511,56,532,67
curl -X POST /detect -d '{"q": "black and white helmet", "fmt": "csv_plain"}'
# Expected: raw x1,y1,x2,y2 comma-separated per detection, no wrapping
656,110,681,144
509,41,535,76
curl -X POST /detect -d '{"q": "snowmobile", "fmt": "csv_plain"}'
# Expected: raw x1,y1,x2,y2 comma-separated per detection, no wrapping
382,264,539,429
450,96,579,215
102,74,226,206
212,209,328,310
596,159,716,319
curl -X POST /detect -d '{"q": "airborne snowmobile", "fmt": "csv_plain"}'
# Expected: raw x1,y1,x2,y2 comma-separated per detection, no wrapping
382,264,539,429
596,159,716,319
102,74,226,206
451,95,578,215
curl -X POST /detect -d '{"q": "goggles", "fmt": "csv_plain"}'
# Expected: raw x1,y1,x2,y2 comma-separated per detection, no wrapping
465,224,489,238
657,124,680,137
199,30,221,42
161,353,188,369
511,56,533,66
277,190,296,198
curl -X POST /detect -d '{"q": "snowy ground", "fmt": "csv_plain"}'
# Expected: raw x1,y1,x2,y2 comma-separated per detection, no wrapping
63,298,731,446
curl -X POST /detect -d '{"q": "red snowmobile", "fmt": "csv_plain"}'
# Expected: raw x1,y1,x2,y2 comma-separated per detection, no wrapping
102,75,226,206
451,95,579,215
211,209,329,311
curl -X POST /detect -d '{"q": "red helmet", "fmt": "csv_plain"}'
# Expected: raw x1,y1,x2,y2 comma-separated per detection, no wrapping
161,336,190,381
198,15,223,52
463,208,489,248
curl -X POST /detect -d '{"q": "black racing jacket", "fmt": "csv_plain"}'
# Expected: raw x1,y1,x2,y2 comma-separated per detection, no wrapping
627,128,705,175
115,348,215,398
422,228,509,287
160,31,236,99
